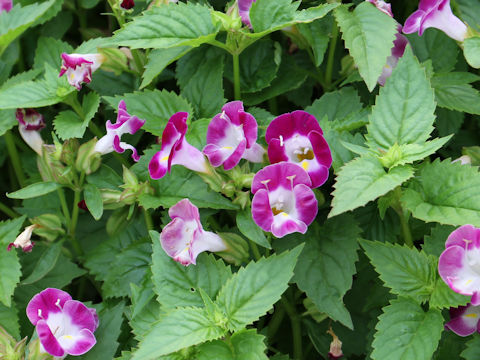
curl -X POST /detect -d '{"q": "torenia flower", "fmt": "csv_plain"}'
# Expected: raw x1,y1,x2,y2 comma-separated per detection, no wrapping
16,108,45,155
26,288,98,357
403,0,467,42
439,225,480,305
149,112,208,179
238,0,256,27
445,303,480,336
203,101,265,170
251,162,318,238
59,53,105,90
160,199,227,266
266,111,332,188
0,0,12,12
367,0,409,86
94,100,145,161
7,224,37,252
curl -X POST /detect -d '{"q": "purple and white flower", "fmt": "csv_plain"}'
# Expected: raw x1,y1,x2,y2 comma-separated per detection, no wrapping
238,0,256,27
439,225,480,305
266,111,332,188
403,0,467,42
7,224,36,252
59,53,105,90
445,303,480,336
149,112,208,179
16,108,45,155
94,100,145,161
26,288,98,358
367,0,409,86
160,199,227,266
203,101,264,170
251,162,318,238
0,0,12,13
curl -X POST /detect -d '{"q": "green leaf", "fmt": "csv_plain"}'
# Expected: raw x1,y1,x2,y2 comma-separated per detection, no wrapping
329,155,414,217
294,216,361,329
21,242,62,285
0,302,19,339
78,302,126,360
394,137,452,166
84,183,103,220
401,159,480,227
0,0,56,55
334,2,397,91
0,109,16,136
216,245,303,331
86,165,123,190
132,307,225,360
151,232,231,308
462,334,480,360
82,91,100,124
360,240,435,302
365,47,436,150
197,329,268,360
371,298,444,360
53,110,84,140
33,36,73,70
113,3,220,49
431,72,480,115
236,209,271,249
103,90,192,137
423,224,455,257
0,80,64,109
457,0,480,32
141,46,192,89
7,181,60,199
306,86,362,123
297,18,331,67
430,277,469,309
0,217,25,306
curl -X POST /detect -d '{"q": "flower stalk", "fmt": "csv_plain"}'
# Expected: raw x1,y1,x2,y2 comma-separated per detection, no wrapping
233,52,241,100
4,131,26,188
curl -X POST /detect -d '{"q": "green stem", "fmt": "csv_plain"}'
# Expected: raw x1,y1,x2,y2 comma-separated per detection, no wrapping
398,209,413,248
4,131,26,188
69,173,85,256
88,121,103,138
232,52,241,100
65,95,85,119
143,208,153,231
57,188,71,224
325,19,339,89
267,304,286,339
281,297,302,360
207,39,232,53
0,201,18,218
131,49,144,76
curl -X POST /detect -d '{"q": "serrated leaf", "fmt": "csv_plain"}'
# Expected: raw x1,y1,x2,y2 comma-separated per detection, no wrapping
0,69,42,91
84,183,103,220
33,36,73,70
0,109,16,136
141,46,192,89
431,73,480,115
294,216,361,329
401,159,480,227
360,240,435,302
334,2,397,91
430,277,469,309
0,80,63,109
53,110,85,140
7,181,60,199
297,18,331,67
0,217,25,306
372,298,443,360
462,334,480,360
394,137,452,166
365,47,436,150
113,3,220,49
21,242,61,285
306,86,362,123
329,155,414,217
197,329,268,360
132,307,225,360
236,209,271,249
0,302,19,339
151,232,232,308
215,245,303,331
463,36,480,68
423,224,455,257
103,90,192,136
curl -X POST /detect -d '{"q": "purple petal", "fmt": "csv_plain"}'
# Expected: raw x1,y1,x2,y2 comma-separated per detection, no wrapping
221,101,245,126
62,300,97,333
58,329,96,356
251,162,312,194
27,288,72,325
242,143,265,163
190,231,227,259
160,218,196,265
367,0,393,17
271,214,307,238
120,0,134,9
439,246,480,296
170,140,208,173
168,198,200,222
238,0,256,27
36,320,65,357
265,111,323,143
446,304,480,336
445,225,480,250
294,183,318,225
267,138,289,164
251,189,274,232
0,0,12,13
223,139,246,170
148,150,169,179
203,143,234,168
403,10,425,34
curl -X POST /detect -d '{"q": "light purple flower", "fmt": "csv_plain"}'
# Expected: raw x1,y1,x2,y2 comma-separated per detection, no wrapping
26,288,98,358
266,111,332,188
251,162,318,238
149,112,208,180
439,225,480,305
7,224,36,252
445,303,480,336
403,0,467,42
16,108,45,155
59,53,105,90
94,100,145,161
160,199,227,266
203,101,264,170
367,0,409,86
0,0,12,13
238,0,256,27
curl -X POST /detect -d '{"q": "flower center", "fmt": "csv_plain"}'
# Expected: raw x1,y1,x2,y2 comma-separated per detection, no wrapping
294,148,314,162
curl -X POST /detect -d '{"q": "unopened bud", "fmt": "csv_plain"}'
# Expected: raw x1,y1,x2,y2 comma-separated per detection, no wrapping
76,138,101,175
232,190,251,210
60,138,79,166
379,143,403,169
98,48,130,75
31,214,65,242
327,328,343,359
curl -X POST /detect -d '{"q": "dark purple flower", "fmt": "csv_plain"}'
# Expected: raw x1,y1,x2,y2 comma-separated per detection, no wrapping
59,53,105,90
238,0,256,27
446,303,480,336
120,0,134,9
0,0,12,13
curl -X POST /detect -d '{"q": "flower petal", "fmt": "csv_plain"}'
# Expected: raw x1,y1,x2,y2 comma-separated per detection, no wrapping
58,329,96,356
251,162,312,194
62,300,97,333
251,189,274,232
36,320,65,357
27,288,72,325
446,304,480,336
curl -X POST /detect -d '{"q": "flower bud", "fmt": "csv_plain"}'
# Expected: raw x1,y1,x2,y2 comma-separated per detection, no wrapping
215,233,249,266
379,143,403,169
60,138,79,166
327,328,343,359
76,138,102,175
7,225,37,252
31,214,65,242
232,190,251,210
98,48,130,74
